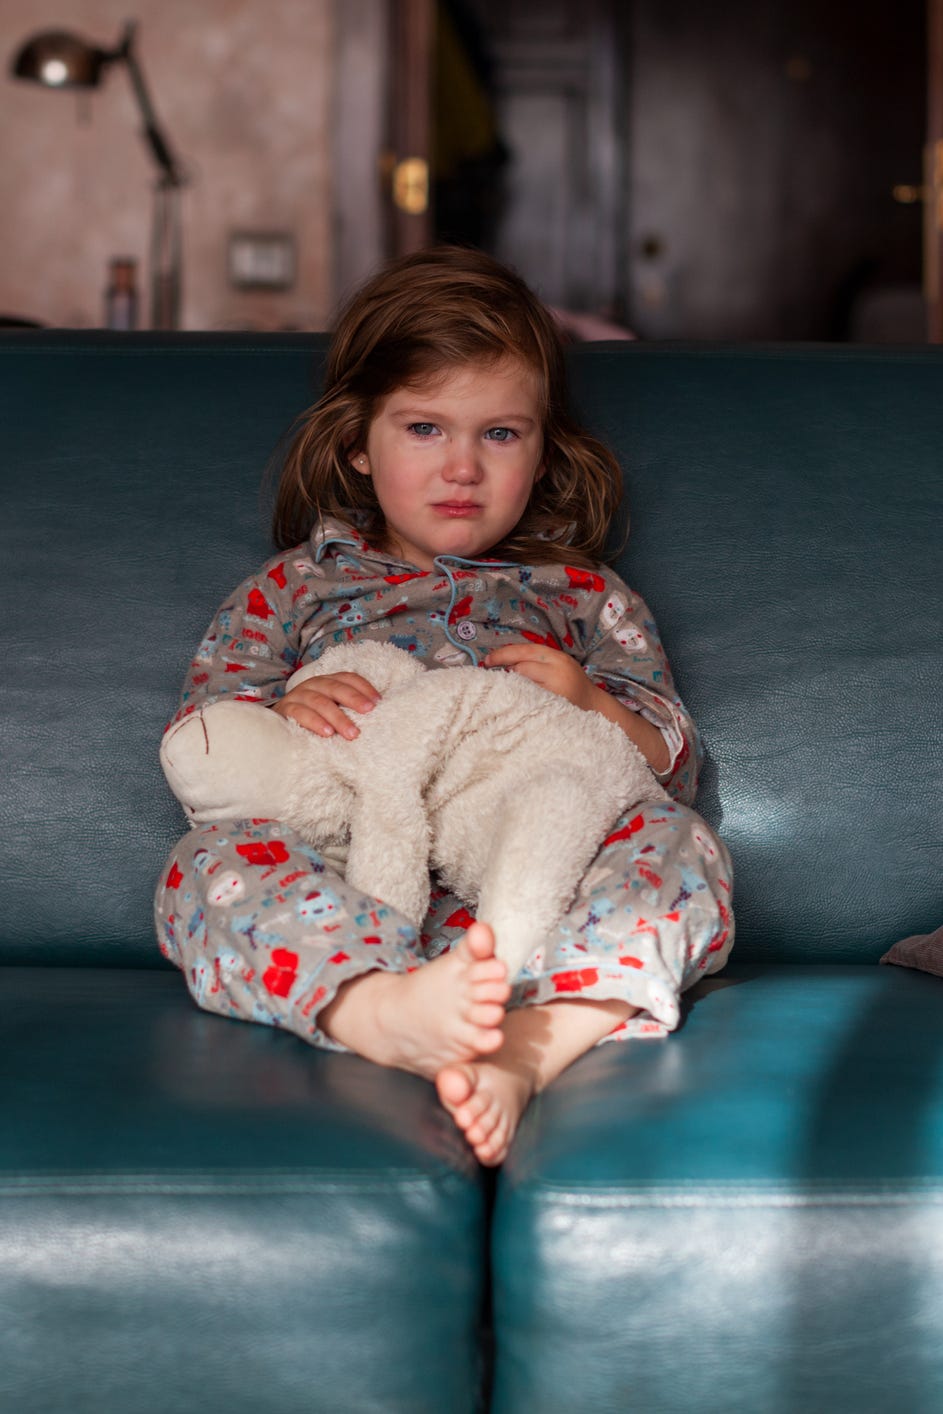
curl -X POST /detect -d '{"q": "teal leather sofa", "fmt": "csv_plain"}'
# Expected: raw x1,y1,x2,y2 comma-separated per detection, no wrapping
2,332,941,1414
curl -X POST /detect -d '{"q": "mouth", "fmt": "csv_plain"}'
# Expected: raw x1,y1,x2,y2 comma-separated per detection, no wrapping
433,502,483,517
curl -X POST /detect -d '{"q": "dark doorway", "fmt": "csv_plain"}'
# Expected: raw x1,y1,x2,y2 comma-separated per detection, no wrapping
433,0,929,340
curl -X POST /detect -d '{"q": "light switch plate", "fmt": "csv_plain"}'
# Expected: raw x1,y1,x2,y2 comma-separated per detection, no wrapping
228,231,296,290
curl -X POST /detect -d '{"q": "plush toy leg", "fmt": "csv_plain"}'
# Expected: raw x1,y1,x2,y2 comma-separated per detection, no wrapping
159,701,299,825
475,763,629,980
343,789,432,929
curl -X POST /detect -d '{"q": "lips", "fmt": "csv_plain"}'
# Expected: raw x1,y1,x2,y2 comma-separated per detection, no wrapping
433,501,482,516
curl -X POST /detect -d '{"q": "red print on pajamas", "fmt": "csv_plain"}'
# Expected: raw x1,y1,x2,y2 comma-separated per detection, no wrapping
237,841,290,867
156,518,733,1050
263,948,299,997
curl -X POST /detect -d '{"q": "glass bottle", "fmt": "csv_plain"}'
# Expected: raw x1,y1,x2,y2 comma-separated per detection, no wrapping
104,258,139,331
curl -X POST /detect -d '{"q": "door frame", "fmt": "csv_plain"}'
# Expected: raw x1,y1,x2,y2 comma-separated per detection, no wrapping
927,0,943,340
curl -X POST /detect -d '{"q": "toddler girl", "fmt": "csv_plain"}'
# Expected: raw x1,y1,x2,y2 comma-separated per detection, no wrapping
155,247,734,1166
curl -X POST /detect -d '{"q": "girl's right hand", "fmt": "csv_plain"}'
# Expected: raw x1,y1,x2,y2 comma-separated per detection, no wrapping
271,672,381,739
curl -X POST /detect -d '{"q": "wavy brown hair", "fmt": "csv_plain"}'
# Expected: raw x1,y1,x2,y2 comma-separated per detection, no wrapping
273,246,624,567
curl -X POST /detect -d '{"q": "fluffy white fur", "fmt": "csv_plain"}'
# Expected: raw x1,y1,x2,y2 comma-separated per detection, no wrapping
160,641,667,979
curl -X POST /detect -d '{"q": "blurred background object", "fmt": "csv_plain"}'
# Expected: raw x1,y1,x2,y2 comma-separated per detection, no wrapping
103,255,139,330
12,20,185,328
2,0,940,339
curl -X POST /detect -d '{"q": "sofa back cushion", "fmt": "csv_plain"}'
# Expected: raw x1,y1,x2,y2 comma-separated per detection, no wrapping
576,346,942,961
1,334,325,964
1,335,940,964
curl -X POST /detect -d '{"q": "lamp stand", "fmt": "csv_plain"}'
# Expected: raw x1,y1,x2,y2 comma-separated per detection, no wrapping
151,178,182,330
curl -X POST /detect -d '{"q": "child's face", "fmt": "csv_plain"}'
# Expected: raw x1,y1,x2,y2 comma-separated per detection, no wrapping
353,358,544,569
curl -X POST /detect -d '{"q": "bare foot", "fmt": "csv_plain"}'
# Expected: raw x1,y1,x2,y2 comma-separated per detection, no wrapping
318,923,510,1080
435,1058,536,1167
436,996,639,1165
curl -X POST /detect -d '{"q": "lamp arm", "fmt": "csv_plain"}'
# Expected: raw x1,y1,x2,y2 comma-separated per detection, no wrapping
116,21,184,187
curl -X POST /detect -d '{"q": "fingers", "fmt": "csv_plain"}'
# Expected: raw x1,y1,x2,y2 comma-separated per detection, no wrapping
505,660,550,688
325,672,382,706
277,696,359,738
484,644,592,708
484,644,557,669
273,671,381,738
485,643,563,687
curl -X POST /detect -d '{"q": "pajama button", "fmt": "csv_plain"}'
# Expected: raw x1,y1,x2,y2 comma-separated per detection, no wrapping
455,620,477,641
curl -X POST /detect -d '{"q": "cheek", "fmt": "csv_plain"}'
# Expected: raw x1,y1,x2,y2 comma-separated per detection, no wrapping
378,466,427,513
510,464,542,509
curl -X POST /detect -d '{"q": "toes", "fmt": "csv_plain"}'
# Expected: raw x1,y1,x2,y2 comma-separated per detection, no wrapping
475,1134,509,1167
467,1000,506,1029
464,1097,501,1147
465,1117,495,1148
437,1060,521,1167
461,923,496,962
455,1090,492,1136
469,962,510,992
459,1019,505,1057
475,1113,512,1166
450,1077,502,1148
472,1026,505,1056
436,1063,476,1109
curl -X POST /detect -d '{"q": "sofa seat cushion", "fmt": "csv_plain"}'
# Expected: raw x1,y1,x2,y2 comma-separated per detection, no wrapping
491,962,943,1414
0,966,489,1414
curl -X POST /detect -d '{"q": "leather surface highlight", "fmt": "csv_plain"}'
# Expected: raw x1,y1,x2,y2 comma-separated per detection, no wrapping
0,966,488,1413
492,1201,943,1414
492,962,943,1411
572,346,943,960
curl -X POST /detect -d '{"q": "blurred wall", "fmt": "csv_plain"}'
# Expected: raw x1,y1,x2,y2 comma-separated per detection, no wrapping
0,0,334,329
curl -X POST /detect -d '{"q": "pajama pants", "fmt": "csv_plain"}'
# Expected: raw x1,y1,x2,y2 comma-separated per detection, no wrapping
154,802,734,1049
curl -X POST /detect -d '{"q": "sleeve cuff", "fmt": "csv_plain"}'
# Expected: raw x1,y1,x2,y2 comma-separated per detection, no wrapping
603,682,686,782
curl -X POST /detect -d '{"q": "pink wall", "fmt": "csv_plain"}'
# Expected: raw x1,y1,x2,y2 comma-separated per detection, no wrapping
1,0,334,329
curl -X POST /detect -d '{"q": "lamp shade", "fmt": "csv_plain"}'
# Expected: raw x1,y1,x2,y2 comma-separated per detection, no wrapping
11,31,111,89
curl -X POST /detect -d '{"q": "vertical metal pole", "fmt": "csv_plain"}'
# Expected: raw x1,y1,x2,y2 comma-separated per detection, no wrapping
150,179,182,329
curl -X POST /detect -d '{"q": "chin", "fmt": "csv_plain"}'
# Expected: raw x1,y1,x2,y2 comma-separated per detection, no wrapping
441,538,489,562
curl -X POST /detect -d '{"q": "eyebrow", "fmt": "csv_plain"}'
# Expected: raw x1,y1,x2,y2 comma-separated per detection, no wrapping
390,406,538,426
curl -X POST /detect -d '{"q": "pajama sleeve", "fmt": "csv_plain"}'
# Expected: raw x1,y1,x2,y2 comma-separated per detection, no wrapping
579,570,702,805
170,550,320,727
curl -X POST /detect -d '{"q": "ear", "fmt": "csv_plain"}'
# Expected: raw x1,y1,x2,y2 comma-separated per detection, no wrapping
349,451,371,475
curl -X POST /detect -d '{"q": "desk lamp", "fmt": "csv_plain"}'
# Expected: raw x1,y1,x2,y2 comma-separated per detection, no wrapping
11,21,186,329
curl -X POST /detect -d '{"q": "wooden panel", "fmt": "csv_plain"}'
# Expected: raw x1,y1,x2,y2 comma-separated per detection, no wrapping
928,0,943,341
389,0,435,254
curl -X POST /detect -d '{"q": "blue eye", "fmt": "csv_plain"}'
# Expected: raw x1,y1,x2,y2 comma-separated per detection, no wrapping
408,422,437,438
486,427,516,442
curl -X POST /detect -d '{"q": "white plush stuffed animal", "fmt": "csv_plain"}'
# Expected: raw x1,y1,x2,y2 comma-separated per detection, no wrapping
160,641,667,979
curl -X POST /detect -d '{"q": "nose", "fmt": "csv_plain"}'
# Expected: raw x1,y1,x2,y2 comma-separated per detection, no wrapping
443,438,483,484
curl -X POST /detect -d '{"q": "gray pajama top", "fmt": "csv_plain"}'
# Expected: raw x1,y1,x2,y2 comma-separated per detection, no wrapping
174,517,701,804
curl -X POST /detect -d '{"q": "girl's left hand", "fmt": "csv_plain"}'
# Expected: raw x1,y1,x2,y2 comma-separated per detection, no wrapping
483,643,599,712
483,641,670,774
